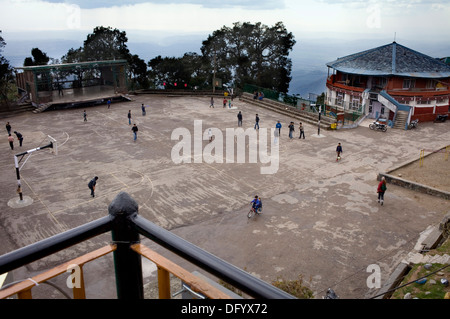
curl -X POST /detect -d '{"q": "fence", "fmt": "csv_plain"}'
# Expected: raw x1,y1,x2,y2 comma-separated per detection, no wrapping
0,192,295,299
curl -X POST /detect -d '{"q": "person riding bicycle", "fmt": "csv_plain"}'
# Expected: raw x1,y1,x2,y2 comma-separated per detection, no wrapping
251,195,262,214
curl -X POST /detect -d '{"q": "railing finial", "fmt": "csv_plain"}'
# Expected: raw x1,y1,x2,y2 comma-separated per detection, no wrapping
108,191,138,218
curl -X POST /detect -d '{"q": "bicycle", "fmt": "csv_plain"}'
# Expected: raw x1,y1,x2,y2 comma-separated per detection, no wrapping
247,205,263,219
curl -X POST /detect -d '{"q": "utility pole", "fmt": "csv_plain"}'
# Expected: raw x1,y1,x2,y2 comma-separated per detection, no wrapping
212,50,217,94
318,105,322,136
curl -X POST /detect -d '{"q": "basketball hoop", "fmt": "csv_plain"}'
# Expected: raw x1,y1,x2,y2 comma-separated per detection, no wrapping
11,135,58,204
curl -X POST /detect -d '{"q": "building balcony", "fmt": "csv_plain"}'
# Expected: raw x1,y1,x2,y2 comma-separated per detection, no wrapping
0,192,295,301
326,76,366,93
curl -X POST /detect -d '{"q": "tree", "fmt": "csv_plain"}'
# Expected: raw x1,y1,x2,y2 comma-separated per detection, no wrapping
83,26,130,61
128,54,149,89
201,22,296,93
23,48,50,66
62,26,149,90
148,55,192,89
0,31,14,104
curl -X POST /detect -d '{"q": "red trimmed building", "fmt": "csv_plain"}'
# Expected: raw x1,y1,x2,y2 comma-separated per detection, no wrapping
326,42,450,129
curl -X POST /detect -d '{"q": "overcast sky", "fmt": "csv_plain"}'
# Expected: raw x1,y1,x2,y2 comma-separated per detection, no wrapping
1,0,449,42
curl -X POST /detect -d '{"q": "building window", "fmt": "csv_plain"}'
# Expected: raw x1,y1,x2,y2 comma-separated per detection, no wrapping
336,92,344,106
351,96,361,110
426,80,436,89
373,77,387,88
403,79,416,89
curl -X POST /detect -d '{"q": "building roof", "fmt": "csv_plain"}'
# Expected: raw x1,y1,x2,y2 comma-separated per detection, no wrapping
326,42,450,78
15,60,128,72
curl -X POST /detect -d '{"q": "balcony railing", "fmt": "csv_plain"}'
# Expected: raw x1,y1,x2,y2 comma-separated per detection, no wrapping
0,192,295,300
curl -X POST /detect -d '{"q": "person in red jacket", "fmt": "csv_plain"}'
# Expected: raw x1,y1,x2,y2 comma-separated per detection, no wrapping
377,177,387,206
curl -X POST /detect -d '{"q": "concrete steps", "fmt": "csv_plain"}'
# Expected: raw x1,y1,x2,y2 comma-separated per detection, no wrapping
240,92,334,130
32,103,51,114
393,110,408,129
0,103,36,118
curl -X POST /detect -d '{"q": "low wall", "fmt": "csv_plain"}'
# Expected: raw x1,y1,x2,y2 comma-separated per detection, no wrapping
378,146,450,200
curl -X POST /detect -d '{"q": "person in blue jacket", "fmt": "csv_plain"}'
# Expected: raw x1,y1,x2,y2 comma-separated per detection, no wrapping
251,195,262,214
276,121,282,136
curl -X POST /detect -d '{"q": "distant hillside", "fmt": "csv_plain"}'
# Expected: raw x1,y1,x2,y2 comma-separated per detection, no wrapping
289,69,327,98
3,30,448,100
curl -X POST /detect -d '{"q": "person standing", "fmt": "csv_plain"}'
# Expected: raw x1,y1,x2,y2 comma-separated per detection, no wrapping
276,121,282,136
8,134,14,150
6,122,11,135
299,122,305,139
107,99,111,109
210,97,214,108
336,143,343,161
254,114,260,130
58,82,64,96
237,111,243,127
132,124,138,141
377,177,387,206
141,104,146,116
208,128,213,142
83,110,87,122
274,127,279,145
14,131,23,147
288,122,295,139
88,176,98,197
128,110,132,125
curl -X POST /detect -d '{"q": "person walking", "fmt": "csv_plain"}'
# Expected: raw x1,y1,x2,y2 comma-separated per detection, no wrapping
107,99,111,109
8,134,14,150
132,124,138,141
336,143,343,161
210,97,214,108
141,104,146,116
6,122,11,135
237,111,243,127
83,110,87,122
88,176,98,197
254,114,260,130
14,131,23,147
298,122,305,139
377,177,387,206
128,110,132,125
288,122,295,139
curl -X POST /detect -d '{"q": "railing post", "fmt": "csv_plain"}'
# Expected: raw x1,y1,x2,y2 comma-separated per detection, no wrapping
109,192,144,299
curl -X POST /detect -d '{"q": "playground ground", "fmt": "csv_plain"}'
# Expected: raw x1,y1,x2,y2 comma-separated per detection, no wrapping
0,94,449,299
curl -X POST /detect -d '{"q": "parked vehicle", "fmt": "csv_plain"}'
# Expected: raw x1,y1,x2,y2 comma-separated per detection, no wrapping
369,120,387,132
408,119,419,129
434,114,448,123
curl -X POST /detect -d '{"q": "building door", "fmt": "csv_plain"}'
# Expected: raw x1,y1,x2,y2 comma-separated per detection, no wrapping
369,101,383,119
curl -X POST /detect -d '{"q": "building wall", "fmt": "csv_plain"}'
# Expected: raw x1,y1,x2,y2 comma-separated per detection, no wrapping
327,71,450,122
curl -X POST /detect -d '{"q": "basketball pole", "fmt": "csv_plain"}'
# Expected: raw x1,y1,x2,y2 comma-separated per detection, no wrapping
14,142,54,201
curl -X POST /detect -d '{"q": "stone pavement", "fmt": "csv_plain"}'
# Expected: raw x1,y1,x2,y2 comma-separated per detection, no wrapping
0,94,449,299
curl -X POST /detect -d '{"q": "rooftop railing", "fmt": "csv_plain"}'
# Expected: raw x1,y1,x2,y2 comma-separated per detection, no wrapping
0,192,295,300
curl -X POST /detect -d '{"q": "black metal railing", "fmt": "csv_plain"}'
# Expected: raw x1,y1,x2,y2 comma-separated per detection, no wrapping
0,192,295,299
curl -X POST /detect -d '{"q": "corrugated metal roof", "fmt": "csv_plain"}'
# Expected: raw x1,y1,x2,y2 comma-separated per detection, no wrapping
326,42,450,78
15,60,128,72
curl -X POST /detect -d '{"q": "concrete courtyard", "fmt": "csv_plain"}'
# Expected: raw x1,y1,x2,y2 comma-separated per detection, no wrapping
1,94,449,299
